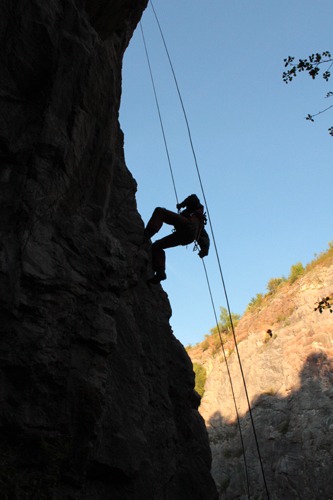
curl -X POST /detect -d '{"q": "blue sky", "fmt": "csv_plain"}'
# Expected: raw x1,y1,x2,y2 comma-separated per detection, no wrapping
120,0,332,347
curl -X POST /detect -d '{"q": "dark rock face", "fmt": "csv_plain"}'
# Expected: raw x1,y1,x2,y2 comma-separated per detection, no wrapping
0,1,218,498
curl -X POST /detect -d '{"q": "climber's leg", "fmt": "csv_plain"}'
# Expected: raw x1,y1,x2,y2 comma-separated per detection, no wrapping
148,232,182,284
145,207,187,239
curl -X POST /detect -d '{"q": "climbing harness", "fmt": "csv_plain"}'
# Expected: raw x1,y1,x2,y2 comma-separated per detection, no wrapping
140,3,271,499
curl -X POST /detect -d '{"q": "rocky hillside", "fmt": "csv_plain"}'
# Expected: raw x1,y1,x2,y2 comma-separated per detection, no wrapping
188,248,333,499
0,1,217,499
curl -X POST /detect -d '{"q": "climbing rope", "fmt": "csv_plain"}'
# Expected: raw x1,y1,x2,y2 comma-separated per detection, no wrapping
141,3,271,498
139,15,251,500
201,259,251,497
139,23,179,205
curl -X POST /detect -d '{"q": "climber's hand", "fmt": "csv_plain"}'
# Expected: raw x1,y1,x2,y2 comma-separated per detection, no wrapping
176,201,186,211
198,249,207,258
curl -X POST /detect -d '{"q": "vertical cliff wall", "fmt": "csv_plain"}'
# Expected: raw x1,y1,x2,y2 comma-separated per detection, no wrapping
0,1,218,498
192,260,333,499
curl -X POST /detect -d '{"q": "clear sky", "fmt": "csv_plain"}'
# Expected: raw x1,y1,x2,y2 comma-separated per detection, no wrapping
120,0,332,347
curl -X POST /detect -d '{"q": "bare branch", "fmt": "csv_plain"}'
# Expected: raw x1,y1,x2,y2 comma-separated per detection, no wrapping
306,104,333,120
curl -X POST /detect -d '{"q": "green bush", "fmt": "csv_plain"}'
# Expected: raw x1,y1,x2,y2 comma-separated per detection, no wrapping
307,240,333,270
219,307,240,333
288,262,305,283
266,277,286,294
193,363,207,398
210,307,240,337
247,293,264,310
201,338,209,351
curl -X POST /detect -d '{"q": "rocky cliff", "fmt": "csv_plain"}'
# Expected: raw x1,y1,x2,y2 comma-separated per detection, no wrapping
189,252,333,499
0,1,217,498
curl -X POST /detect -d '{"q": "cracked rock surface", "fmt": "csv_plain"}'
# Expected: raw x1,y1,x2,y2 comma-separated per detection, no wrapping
0,1,217,498
190,261,333,499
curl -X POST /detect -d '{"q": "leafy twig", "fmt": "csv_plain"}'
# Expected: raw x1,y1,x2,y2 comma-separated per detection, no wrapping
283,51,333,135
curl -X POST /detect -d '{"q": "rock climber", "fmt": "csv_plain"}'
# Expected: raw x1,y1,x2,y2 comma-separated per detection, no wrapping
144,194,210,284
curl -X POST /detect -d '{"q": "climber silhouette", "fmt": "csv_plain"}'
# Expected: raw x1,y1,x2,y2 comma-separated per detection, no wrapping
144,194,210,284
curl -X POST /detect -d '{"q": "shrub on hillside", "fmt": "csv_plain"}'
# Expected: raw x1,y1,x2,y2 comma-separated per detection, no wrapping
288,262,305,283
247,293,264,311
193,363,207,398
201,336,209,351
210,307,240,336
266,276,286,294
307,240,333,270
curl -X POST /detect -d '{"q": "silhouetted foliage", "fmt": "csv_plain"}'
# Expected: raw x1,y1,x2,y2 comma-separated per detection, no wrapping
283,51,333,135
314,296,333,313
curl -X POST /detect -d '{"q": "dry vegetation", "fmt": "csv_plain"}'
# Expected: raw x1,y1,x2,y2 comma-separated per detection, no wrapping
187,241,333,355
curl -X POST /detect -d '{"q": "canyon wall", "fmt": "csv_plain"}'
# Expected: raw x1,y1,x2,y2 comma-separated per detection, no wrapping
191,258,333,499
0,1,217,498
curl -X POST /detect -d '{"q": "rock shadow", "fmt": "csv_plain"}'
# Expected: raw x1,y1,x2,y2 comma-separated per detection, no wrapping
207,352,333,500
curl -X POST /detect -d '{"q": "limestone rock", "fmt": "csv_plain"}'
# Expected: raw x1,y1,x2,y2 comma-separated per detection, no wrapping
194,259,333,499
0,1,217,498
